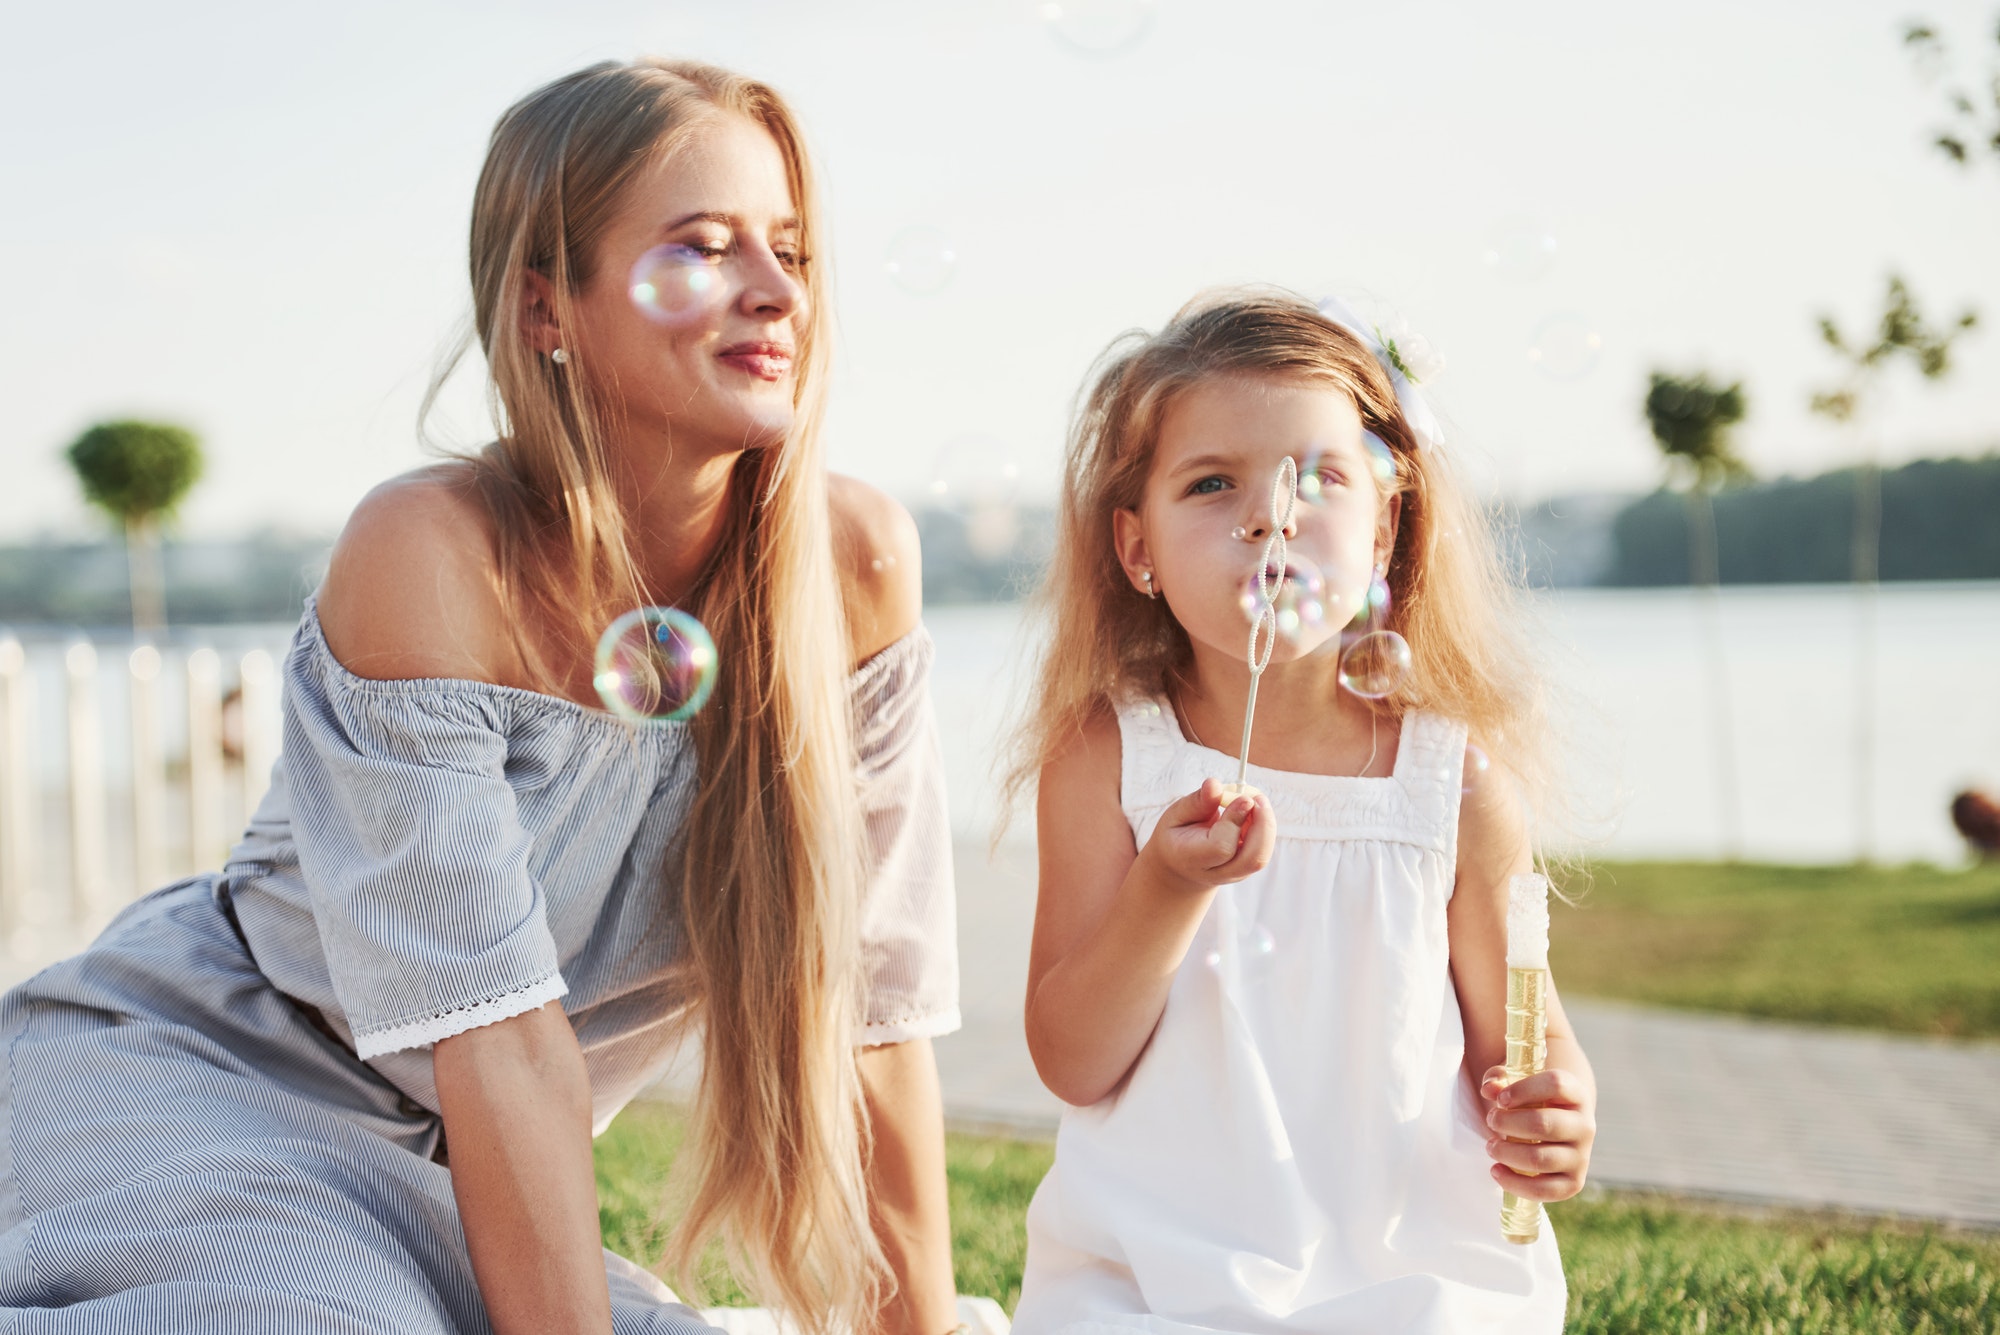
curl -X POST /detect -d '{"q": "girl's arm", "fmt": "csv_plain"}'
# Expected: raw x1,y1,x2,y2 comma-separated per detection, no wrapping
858,1039,958,1335
1025,714,1275,1107
1449,758,1597,1202
434,1002,613,1335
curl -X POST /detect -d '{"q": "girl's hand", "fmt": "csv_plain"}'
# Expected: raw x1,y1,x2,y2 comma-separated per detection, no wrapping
1142,778,1277,890
1477,1065,1596,1202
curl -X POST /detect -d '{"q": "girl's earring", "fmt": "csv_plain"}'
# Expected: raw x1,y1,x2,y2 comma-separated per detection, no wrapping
550,347,569,365
1140,570,1158,600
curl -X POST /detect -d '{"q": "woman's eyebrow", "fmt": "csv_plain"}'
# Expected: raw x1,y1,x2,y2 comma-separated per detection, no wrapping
661,209,803,232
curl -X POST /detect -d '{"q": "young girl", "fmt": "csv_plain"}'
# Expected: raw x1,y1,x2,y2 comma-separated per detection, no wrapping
1008,291,1595,1333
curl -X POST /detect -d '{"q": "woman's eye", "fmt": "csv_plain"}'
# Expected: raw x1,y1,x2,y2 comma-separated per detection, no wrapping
1188,476,1228,496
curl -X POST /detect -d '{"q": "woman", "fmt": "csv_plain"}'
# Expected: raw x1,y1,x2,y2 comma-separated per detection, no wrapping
0,59,961,1335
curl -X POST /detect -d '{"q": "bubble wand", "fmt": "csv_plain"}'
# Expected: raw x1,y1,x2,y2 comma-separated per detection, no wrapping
1499,872,1552,1244
1221,457,1299,801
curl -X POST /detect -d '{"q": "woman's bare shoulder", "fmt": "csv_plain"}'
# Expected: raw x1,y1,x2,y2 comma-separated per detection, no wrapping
828,473,922,665
316,464,524,685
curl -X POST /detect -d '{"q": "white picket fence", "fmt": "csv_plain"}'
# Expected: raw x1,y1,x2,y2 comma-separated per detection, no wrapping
0,629,287,968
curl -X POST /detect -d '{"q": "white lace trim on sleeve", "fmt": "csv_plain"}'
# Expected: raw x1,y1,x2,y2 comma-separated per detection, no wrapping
352,973,570,1059
854,1005,963,1048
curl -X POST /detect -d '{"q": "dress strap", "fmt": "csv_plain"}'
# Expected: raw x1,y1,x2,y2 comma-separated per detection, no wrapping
1113,696,1188,827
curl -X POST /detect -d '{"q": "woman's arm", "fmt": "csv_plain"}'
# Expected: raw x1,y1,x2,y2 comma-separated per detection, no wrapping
1025,719,1275,1107
322,477,617,1330
1450,752,1597,1202
434,1003,613,1335
858,1039,957,1335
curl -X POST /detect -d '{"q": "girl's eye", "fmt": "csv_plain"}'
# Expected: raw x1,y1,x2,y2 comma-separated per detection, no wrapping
774,247,806,271
1188,476,1229,496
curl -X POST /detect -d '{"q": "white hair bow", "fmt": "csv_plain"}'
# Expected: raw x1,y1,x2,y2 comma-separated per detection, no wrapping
1315,295,1446,452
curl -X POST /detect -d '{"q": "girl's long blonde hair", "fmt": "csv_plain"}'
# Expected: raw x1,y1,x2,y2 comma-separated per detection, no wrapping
428,58,882,1330
1007,288,1556,825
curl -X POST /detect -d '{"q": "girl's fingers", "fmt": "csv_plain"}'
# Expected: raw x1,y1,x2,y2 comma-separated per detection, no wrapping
1490,1068,1585,1110
1162,780,1226,832
1485,1134,1584,1178
1487,1104,1591,1145
1489,1163,1583,1202
1213,796,1275,874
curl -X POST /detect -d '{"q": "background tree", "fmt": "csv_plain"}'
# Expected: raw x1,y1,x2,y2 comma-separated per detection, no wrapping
1644,371,1750,860
65,420,205,634
1812,277,1978,862
1903,15,2000,171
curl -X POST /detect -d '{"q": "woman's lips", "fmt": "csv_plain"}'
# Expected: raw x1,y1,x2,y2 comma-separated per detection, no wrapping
717,342,793,381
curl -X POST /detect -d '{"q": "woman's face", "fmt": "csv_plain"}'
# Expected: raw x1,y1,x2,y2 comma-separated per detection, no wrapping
1120,374,1397,668
564,113,809,456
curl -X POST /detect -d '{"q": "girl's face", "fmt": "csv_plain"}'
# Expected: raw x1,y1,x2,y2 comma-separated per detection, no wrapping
1116,374,1397,668
559,113,809,456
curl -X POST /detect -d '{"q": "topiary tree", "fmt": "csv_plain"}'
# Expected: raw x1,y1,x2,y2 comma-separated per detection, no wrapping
65,420,204,634
1644,370,1750,859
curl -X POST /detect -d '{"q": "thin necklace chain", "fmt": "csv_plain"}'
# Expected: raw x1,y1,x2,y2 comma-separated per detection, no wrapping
1172,691,1382,777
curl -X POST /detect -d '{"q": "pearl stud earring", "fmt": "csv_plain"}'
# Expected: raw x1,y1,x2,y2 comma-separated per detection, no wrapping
550,347,569,365
1140,570,1158,600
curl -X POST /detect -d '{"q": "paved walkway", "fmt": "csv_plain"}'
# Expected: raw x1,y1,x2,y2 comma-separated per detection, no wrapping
7,844,1994,1227
937,840,2000,1228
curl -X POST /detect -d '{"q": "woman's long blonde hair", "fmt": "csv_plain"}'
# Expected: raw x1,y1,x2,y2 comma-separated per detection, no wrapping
428,58,881,1329
1007,288,1556,825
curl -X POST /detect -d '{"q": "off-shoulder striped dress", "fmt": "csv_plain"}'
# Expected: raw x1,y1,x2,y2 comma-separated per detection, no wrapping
0,599,959,1333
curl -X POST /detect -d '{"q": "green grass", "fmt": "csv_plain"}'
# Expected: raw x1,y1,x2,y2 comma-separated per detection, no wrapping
596,1106,2000,1331
1548,860,2000,1037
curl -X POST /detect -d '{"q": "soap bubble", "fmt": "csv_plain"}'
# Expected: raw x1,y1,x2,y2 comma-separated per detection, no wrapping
1481,219,1558,281
885,226,956,295
1041,0,1156,56
1526,313,1603,381
1461,743,1491,796
1339,629,1412,699
1296,438,1395,508
1361,433,1397,487
629,245,723,325
927,433,1023,561
1239,557,1329,645
593,608,718,723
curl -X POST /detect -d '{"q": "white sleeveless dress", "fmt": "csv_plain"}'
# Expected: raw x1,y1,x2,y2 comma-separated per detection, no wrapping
1012,699,1566,1335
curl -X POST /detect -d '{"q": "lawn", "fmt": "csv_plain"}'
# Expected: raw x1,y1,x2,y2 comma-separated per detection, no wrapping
1547,860,2000,1038
597,1104,2000,1332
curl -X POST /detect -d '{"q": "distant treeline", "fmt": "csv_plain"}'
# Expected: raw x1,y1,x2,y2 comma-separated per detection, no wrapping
3,454,1994,625
0,534,329,628
1606,453,2000,586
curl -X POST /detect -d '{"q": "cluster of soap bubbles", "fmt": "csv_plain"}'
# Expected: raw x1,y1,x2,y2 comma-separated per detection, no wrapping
629,245,723,325
1236,452,1412,700
1238,558,1328,643
594,608,718,724
1204,920,1277,974
1040,0,1156,57
1477,219,1606,383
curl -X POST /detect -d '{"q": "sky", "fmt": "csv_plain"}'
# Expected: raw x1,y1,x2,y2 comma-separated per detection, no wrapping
4,0,1998,540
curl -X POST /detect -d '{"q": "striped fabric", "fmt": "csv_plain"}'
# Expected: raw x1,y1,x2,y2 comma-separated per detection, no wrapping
0,600,959,1330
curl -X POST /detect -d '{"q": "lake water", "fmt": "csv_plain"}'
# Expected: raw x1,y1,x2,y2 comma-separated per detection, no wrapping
928,583,2000,866
6,583,1997,872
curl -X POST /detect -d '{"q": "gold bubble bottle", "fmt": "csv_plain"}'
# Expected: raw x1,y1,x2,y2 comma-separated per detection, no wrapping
1499,873,1551,1245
